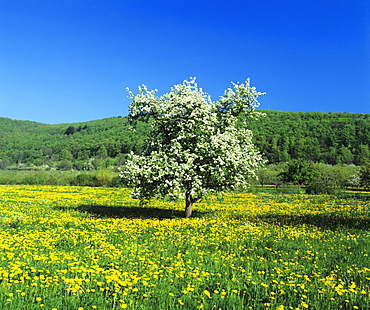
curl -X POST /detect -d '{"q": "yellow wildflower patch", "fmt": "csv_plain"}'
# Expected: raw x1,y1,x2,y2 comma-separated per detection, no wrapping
0,185,368,309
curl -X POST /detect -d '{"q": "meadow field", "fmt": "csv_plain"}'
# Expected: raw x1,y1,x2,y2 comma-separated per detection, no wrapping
0,185,369,310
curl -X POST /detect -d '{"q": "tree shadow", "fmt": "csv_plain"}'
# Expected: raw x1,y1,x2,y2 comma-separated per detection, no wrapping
71,205,205,219
255,213,370,231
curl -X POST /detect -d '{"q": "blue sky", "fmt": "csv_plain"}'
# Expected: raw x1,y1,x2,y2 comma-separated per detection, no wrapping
1,0,369,124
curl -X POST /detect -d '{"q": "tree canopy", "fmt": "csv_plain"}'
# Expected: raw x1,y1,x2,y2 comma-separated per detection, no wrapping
120,78,265,217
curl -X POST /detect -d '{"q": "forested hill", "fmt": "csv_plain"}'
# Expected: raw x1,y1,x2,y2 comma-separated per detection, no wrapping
245,110,370,165
0,116,149,170
0,110,369,170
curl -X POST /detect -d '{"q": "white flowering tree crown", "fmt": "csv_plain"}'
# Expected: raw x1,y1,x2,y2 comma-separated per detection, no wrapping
120,78,266,217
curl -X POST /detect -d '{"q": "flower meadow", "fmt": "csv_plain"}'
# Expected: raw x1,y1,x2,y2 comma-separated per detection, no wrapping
0,185,369,310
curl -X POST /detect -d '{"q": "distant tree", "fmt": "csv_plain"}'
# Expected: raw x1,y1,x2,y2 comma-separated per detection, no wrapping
59,149,73,161
337,146,354,165
256,165,282,187
115,154,127,166
0,158,11,170
305,164,344,194
357,144,370,165
359,162,370,190
290,137,306,160
96,145,108,158
77,150,90,160
120,78,265,217
58,159,73,171
325,147,338,165
278,159,318,186
44,149,54,157
64,126,76,135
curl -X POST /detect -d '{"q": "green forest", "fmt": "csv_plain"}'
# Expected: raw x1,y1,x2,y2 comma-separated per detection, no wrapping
245,110,370,165
1,110,370,170
0,116,147,170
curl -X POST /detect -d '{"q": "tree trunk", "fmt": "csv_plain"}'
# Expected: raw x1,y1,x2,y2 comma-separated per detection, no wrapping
184,191,193,218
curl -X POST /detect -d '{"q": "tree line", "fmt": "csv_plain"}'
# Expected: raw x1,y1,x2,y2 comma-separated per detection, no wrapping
0,117,148,170
0,110,369,171
245,110,370,165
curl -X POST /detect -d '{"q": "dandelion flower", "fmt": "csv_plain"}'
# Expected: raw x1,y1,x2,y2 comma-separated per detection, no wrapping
203,290,211,298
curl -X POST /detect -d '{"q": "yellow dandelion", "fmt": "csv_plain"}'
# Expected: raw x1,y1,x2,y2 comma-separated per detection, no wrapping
203,290,211,298
301,301,309,308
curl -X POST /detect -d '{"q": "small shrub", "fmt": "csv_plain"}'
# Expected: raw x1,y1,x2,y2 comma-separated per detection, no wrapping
359,162,370,190
0,171,19,184
305,164,343,194
72,173,97,187
108,175,123,187
94,169,115,187
57,160,73,171
305,181,337,195
22,171,51,185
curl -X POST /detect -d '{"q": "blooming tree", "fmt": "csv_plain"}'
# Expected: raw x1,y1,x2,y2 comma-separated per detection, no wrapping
120,78,265,217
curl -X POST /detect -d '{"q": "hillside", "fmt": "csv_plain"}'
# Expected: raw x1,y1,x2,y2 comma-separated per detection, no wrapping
0,116,149,170
0,110,369,170
246,110,370,165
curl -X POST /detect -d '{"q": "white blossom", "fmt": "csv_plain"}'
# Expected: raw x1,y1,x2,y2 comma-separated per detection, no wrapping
120,78,266,216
